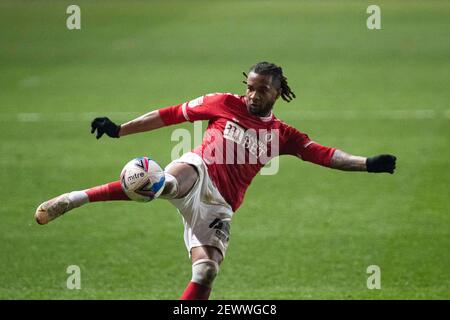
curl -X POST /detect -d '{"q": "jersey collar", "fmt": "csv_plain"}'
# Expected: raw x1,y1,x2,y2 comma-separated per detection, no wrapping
258,112,273,122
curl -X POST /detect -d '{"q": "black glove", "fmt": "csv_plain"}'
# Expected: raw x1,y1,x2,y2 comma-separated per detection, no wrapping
366,154,397,174
91,117,121,139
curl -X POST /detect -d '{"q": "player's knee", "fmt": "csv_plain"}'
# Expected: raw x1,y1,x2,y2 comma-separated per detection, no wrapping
159,173,179,199
191,259,219,287
164,163,198,199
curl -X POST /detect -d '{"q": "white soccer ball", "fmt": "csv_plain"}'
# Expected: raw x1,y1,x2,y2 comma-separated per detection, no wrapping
119,157,166,202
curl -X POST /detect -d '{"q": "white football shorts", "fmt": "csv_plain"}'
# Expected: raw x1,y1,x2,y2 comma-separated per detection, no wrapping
165,152,234,258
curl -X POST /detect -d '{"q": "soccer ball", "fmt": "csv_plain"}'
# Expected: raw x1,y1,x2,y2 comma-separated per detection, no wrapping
120,157,166,202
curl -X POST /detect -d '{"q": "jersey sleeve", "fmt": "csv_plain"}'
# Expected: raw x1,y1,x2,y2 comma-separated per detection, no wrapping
281,126,336,167
158,93,225,126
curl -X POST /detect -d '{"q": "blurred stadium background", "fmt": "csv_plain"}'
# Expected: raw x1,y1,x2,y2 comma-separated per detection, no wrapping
0,0,448,299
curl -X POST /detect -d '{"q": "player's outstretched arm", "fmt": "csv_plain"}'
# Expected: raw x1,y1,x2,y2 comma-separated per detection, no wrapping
91,110,165,139
330,150,397,174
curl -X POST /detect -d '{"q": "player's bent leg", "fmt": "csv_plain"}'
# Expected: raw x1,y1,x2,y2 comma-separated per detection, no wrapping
35,181,130,225
180,245,223,300
160,163,199,200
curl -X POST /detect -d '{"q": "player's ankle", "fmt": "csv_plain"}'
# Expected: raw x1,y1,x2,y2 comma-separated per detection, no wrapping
67,191,89,208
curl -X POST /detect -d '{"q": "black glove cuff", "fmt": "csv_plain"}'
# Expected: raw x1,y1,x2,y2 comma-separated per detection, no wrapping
366,157,376,173
112,124,121,138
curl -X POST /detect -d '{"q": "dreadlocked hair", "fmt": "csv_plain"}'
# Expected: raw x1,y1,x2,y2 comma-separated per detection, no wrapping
242,61,296,102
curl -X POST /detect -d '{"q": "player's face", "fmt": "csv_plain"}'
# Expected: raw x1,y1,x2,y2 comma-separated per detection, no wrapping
245,72,280,117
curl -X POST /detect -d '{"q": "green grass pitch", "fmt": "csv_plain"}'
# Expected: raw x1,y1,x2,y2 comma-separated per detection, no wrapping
0,0,449,299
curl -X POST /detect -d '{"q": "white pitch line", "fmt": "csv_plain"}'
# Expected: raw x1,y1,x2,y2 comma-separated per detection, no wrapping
16,113,41,122
446,109,450,119
280,109,442,120
0,110,448,122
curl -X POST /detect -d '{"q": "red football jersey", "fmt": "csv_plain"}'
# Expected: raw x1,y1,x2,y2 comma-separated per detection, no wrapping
158,93,336,212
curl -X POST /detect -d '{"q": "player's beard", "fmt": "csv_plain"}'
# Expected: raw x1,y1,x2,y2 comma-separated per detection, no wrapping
248,101,274,117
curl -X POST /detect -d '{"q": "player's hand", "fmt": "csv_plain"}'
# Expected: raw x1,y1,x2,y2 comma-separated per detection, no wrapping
366,154,397,174
91,117,121,139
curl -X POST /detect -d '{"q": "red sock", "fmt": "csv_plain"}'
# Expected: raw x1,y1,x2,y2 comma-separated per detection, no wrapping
180,281,211,300
85,181,130,202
